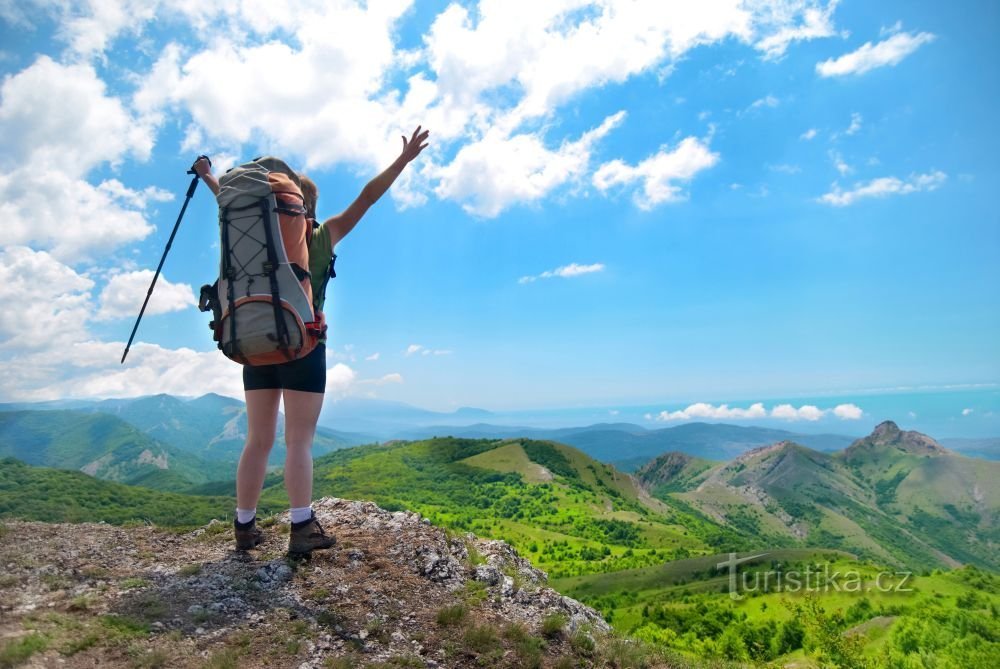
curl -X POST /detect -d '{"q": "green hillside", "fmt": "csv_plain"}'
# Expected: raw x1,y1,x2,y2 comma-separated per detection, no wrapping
637,422,1000,571
0,457,235,526
0,410,229,488
556,549,1000,667
259,437,739,577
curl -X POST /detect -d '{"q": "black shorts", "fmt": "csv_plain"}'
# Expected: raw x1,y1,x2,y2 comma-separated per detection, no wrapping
243,343,326,393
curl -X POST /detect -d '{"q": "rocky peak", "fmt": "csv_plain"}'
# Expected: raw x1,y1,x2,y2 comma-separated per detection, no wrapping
847,420,948,458
872,420,902,441
0,497,608,668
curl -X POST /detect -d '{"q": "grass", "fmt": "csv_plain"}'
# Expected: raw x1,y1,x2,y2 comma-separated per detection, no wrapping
0,633,48,668
435,604,467,627
462,624,499,653
178,563,202,577
541,612,568,638
120,577,151,589
202,647,243,669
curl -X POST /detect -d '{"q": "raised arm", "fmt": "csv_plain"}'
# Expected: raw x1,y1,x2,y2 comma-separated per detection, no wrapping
192,157,220,196
323,126,430,247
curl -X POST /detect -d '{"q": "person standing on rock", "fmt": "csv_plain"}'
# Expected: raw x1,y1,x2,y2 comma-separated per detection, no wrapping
193,126,430,557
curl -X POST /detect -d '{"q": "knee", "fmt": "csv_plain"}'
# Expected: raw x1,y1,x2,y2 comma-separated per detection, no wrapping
245,430,276,451
283,430,315,451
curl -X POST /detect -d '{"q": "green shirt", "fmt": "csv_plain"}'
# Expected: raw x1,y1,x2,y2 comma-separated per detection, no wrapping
308,223,335,333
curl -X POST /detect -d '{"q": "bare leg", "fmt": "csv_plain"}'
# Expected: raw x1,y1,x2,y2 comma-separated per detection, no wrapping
282,389,324,509
236,389,281,510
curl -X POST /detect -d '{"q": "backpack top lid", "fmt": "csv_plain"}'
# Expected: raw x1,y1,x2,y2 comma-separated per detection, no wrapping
217,156,301,209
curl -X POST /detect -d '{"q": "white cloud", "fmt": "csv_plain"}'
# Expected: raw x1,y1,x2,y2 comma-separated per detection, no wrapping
649,402,768,421
593,136,719,209
829,150,851,176
0,246,95,351
122,0,839,213
95,270,197,321
432,111,625,217
749,94,780,110
817,30,935,77
646,401,864,422
358,372,404,387
962,408,973,416
519,262,605,284
819,171,946,206
365,352,381,361
0,56,153,174
771,404,824,421
753,0,840,60
0,340,245,402
832,403,863,420
845,112,862,136
404,344,451,357
0,56,160,260
326,362,358,396
800,128,818,140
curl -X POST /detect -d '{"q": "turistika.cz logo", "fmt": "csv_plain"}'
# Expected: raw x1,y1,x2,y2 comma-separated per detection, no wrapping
715,552,914,601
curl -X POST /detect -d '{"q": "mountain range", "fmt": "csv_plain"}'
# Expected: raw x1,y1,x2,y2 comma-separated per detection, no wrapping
636,420,999,570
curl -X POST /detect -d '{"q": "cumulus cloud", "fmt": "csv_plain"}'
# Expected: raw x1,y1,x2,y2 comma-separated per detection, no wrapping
431,111,625,217
800,128,818,140
0,56,160,260
645,401,864,422
819,171,946,206
816,30,935,77
519,262,605,284
0,246,95,351
95,270,197,321
123,0,840,212
753,0,840,60
647,402,769,421
962,408,973,416
593,136,720,209
365,352,381,361
832,403,864,420
0,340,244,402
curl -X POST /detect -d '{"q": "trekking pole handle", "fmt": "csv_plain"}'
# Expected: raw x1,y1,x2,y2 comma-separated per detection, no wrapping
187,154,211,175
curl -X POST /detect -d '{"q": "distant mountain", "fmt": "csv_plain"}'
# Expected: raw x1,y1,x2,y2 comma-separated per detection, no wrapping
396,421,856,469
939,436,1000,460
319,397,494,434
0,394,374,468
0,410,227,488
636,421,999,570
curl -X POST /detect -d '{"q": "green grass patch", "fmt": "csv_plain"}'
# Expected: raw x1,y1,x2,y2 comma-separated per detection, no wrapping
0,633,48,668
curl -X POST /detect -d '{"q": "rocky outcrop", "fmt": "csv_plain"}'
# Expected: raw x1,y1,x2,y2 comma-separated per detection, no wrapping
0,497,611,668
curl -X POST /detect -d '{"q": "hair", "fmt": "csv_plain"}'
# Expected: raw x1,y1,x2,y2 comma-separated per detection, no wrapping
298,174,318,220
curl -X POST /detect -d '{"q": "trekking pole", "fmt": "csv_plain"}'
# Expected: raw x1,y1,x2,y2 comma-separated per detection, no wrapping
121,156,211,364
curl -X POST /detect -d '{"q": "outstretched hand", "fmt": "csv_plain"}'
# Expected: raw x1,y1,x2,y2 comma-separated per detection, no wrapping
400,126,430,164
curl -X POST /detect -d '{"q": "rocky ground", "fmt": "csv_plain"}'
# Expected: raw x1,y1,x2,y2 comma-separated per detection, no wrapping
0,497,684,668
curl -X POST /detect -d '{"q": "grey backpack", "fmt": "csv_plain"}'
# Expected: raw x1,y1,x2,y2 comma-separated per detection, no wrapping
199,157,325,366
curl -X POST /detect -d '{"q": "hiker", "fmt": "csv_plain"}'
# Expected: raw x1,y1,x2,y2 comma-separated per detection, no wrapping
192,126,430,556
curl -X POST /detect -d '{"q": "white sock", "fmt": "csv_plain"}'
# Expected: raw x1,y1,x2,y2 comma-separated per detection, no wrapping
236,508,256,524
290,506,313,524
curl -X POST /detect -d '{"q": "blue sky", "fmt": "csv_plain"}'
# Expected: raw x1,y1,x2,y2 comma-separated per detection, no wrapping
0,1,997,433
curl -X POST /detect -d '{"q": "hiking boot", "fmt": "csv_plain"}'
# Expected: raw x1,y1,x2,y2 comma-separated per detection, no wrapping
234,518,264,550
288,512,336,557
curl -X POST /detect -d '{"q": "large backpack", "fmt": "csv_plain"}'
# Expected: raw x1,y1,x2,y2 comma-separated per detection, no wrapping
199,157,325,366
